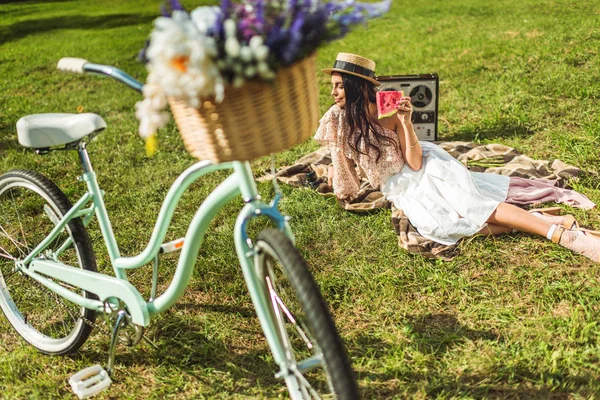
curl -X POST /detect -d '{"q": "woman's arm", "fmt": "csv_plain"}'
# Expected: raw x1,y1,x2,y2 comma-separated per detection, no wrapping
395,96,423,170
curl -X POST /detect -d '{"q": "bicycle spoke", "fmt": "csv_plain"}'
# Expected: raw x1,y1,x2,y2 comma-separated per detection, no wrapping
0,171,98,355
270,278,313,349
0,224,28,258
53,286,81,322
59,282,80,291
23,285,79,336
41,275,81,325
9,189,30,251
266,275,294,359
0,247,16,260
290,366,321,399
55,296,81,332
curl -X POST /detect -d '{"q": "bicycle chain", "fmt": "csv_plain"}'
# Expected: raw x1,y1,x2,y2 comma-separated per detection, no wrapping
80,315,98,329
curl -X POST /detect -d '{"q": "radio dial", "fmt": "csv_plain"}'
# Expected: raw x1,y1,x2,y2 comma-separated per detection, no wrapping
421,113,429,121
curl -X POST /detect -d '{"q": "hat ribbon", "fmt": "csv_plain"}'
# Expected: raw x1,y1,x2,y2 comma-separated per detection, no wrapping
332,60,375,78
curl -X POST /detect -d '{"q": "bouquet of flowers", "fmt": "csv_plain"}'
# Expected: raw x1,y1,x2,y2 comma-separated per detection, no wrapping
136,0,391,154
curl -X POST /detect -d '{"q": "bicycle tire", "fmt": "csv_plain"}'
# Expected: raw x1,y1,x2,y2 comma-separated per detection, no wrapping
0,169,98,355
254,228,359,399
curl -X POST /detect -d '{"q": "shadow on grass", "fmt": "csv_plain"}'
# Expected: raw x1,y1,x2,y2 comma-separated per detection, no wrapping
449,374,596,399
1,14,155,45
176,301,258,319
0,122,19,151
352,313,502,360
351,313,599,397
74,302,284,396
405,312,501,353
444,120,535,143
0,138,18,150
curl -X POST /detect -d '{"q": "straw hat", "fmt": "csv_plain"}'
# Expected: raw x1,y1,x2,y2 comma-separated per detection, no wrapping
322,52,380,86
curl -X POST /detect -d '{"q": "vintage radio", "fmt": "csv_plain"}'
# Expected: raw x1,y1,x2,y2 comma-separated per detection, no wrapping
376,73,439,141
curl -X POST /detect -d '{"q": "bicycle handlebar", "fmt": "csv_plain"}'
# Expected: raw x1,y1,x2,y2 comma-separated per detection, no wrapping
57,57,144,93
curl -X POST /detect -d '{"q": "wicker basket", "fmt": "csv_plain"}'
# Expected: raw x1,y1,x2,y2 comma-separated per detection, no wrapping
169,53,319,163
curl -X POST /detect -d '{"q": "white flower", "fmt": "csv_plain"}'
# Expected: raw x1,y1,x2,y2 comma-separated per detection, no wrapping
190,6,220,34
225,37,241,57
257,61,274,79
233,75,245,88
135,88,169,140
254,45,269,61
249,35,263,49
224,19,236,38
244,65,257,78
240,46,253,62
247,36,269,61
137,9,224,141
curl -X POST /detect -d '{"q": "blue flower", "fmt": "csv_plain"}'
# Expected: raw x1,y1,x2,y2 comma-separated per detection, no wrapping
356,0,393,18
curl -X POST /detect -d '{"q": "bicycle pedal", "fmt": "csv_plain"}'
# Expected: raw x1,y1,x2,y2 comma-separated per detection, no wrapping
69,364,112,399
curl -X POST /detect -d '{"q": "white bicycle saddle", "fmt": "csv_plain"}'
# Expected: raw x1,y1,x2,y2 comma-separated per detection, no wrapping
16,113,107,149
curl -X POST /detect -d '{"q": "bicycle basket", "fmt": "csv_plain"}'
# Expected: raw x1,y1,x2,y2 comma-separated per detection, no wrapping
168,53,319,163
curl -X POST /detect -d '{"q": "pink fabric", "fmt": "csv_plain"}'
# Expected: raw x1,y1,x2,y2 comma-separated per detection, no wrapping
506,177,596,209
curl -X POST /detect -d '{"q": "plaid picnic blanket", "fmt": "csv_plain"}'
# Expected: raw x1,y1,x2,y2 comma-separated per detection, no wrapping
258,141,595,260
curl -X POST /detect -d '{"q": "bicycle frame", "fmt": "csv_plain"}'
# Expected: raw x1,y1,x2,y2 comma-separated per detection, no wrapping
18,141,293,342
4,60,335,393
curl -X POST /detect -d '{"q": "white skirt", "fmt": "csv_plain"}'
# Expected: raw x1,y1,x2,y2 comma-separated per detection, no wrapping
382,141,510,245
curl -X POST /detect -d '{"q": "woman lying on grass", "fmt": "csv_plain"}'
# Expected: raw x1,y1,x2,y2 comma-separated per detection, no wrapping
316,52,600,262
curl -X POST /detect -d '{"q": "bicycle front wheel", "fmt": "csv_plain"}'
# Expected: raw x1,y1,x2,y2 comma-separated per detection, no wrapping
0,170,98,355
254,228,359,399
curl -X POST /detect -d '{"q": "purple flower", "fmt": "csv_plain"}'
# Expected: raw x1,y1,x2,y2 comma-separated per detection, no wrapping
137,39,150,64
160,0,185,17
255,0,264,24
239,15,265,41
142,0,391,81
288,0,298,12
220,0,231,14
282,11,305,63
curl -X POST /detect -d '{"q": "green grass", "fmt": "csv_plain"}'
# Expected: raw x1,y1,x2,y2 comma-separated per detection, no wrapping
1,0,600,398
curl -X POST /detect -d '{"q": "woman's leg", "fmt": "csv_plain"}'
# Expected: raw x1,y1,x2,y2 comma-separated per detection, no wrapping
477,223,512,236
486,202,552,237
487,202,600,262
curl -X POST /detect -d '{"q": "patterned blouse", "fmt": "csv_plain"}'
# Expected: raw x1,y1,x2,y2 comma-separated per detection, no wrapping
314,105,405,200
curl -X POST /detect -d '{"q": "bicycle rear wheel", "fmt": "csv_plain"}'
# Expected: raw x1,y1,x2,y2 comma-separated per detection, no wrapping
0,170,97,354
254,228,359,399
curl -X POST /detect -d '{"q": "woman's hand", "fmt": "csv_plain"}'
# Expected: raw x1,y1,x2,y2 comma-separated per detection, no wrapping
396,96,413,124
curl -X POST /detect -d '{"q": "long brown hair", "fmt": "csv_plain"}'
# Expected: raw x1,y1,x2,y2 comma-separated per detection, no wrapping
340,73,399,162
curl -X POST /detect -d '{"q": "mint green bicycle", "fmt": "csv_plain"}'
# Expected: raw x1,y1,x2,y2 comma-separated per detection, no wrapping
0,58,359,399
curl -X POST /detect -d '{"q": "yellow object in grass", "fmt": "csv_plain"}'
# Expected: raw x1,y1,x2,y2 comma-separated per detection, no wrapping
145,135,157,156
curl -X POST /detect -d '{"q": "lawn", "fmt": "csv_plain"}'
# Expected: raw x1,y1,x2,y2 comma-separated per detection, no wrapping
1,0,600,398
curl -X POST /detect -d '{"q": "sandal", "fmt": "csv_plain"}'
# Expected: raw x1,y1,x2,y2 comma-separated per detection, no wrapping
572,227,600,240
560,214,579,230
529,207,579,230
529,206,563,215
551,225,566,244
